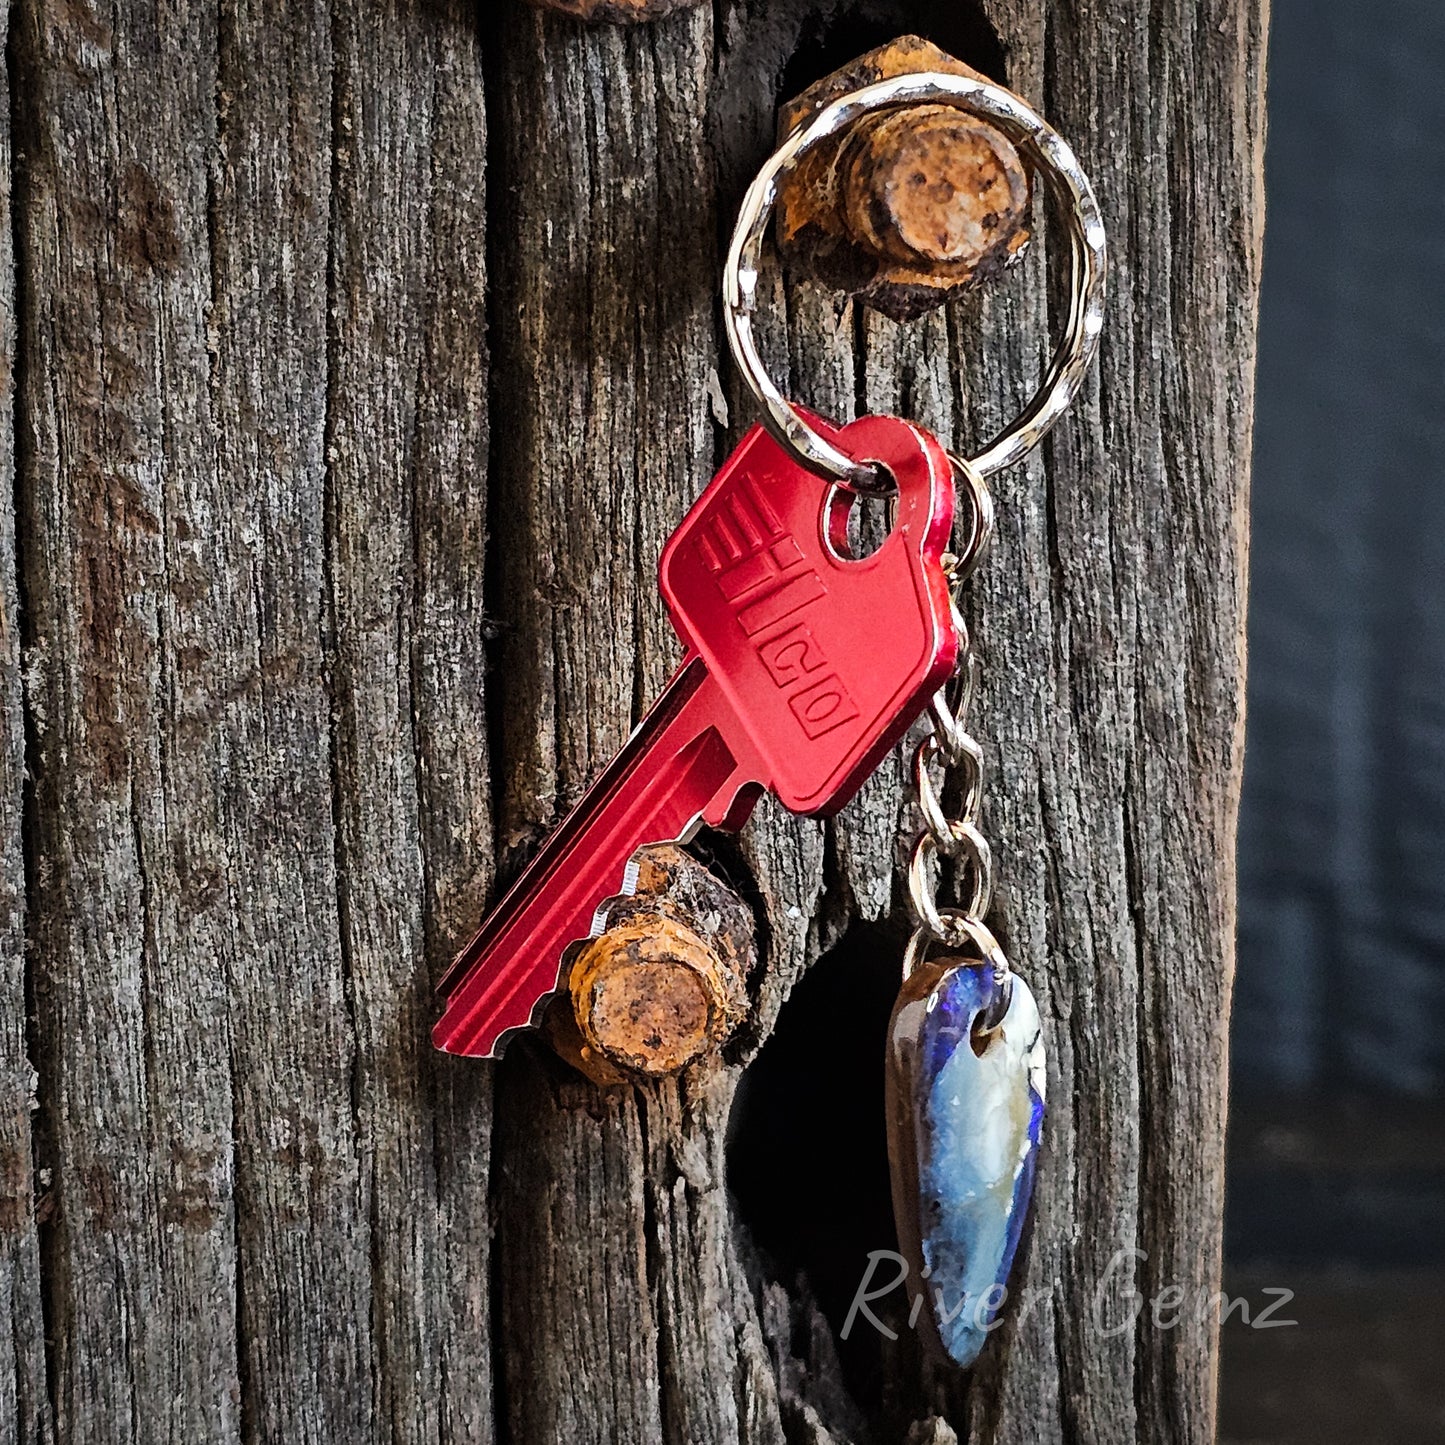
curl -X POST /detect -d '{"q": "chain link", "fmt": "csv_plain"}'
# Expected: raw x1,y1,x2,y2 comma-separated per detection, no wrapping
903,455,1011,990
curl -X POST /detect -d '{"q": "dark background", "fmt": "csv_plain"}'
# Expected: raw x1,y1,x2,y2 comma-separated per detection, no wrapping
1222,1,1445,1439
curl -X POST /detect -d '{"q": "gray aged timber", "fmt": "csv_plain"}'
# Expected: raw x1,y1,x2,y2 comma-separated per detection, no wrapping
0,1,1264,1442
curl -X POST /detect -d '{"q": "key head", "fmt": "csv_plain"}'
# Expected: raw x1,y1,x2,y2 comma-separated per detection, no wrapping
660,413,957,818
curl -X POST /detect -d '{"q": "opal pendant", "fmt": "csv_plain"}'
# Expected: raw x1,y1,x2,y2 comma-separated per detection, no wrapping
885,960,1045,1367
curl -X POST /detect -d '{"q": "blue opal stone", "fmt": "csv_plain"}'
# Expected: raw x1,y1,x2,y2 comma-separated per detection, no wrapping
885,961,1045,1367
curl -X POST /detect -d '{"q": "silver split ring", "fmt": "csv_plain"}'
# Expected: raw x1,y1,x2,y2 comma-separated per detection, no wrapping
723,72,1107,493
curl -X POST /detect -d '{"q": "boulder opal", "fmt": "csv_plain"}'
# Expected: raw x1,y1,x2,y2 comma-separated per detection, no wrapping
885,959,1045,1366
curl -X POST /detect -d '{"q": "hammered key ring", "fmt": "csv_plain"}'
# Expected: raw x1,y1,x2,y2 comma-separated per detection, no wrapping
723,71,1107,495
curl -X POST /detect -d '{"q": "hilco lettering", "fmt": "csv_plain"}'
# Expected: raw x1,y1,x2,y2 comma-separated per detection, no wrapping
693,478,862,739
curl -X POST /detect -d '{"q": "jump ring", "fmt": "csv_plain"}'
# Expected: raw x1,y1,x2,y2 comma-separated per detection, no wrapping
949,455,995,580
902,911,1012,984
949,822,995,918
913,732,983,830
724,72,1107,491
906,840,960,945
907,822,994,932
912,735,953,840
929,668,981,762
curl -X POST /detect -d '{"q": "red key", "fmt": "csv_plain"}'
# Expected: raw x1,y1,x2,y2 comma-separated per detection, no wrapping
434,414,957,1057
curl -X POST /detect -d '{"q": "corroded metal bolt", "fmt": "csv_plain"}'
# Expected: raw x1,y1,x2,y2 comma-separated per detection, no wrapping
840,106,1029,268
569,910,738,1077
544,845,754,1084
777,36,1033,321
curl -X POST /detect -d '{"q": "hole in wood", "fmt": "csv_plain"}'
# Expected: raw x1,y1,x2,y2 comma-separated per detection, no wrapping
727,919,910,1416
779,1,1007,102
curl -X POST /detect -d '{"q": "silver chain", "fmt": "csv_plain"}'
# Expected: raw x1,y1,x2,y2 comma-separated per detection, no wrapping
902,455,1012,989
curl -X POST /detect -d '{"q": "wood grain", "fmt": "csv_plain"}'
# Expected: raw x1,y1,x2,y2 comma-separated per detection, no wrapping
528,0,704,20
1,0,52,1437
13,0,492,1438
17,0,244,1433
3,0,1264,1440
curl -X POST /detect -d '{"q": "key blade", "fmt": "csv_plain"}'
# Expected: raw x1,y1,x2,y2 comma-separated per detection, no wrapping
433,659,754,1058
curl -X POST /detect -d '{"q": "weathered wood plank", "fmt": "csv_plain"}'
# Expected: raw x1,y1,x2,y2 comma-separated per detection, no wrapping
325,1,493,1440
15,0,243,1435
482,10,763,1443
14,1,496,1440
403,10,498,1439
1,0,53,1435
481,0,1261,1436
209,0,371,1437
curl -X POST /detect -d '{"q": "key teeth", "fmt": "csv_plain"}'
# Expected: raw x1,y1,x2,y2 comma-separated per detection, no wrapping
436,847,652,1057
707,777,764,834
589,857,642,937
433,979,562,1059
435,838,700,1059
434,947,574,1059
460,1000,545,1061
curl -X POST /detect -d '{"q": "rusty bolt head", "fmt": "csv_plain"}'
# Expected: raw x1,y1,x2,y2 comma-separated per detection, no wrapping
569,912,736,1077
548,846,755,1085
776,36,1033,321
841,106,1030,268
